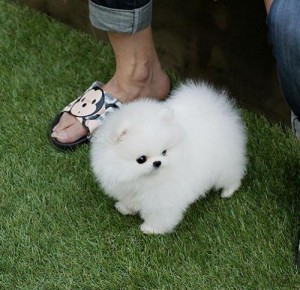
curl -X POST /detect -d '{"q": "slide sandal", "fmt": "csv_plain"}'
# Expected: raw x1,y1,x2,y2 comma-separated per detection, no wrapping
50,81,121,151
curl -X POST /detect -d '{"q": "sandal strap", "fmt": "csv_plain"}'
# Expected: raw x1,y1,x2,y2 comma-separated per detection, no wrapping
62,81,121,138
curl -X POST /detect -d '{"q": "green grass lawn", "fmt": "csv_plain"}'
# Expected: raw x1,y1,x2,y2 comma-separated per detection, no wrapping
0,1,299,289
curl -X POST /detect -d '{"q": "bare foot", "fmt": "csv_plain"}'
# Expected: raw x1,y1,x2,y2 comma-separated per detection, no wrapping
51,69,170,144
51,27,170,144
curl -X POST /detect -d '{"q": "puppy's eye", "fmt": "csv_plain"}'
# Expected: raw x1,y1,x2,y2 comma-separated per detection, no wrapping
162,150,167,156
136,155,147,164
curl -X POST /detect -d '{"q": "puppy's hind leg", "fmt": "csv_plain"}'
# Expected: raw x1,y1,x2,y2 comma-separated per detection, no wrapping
221,181,241,198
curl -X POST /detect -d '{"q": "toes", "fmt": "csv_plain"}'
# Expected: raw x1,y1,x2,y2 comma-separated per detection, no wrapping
51,119,87,143
52,113,76,132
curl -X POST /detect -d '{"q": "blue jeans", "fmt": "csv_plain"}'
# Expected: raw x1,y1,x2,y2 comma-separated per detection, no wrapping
89,0,152,34
267,0,300,117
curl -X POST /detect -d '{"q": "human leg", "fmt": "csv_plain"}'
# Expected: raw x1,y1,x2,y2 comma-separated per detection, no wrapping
266,0,300,267
51,0,170,147
264,0,273,13
266,0,300,117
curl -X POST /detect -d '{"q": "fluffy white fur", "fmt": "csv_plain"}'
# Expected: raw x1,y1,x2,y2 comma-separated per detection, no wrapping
91,81,247,234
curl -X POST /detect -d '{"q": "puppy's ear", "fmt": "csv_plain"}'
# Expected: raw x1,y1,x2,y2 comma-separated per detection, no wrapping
158,107,174,122
111,120,130,143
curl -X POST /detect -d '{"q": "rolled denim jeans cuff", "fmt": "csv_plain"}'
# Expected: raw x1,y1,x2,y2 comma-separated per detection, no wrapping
89,0,152,34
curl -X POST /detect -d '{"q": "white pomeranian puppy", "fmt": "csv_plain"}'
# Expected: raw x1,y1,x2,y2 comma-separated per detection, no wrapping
91,81,247,234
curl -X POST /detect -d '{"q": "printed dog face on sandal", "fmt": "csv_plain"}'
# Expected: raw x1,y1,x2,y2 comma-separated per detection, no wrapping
71,87,104,117
91,81,247,234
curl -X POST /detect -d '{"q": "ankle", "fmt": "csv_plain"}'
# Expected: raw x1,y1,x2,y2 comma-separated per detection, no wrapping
116,56,158,86
104,63,170,103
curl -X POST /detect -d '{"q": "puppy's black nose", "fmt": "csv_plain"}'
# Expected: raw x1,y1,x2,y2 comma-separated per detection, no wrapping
153,161,161,168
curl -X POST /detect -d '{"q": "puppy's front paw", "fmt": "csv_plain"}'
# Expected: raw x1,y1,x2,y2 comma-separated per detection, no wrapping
140,223,157,234
140,223,169,235
115,201,137,216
